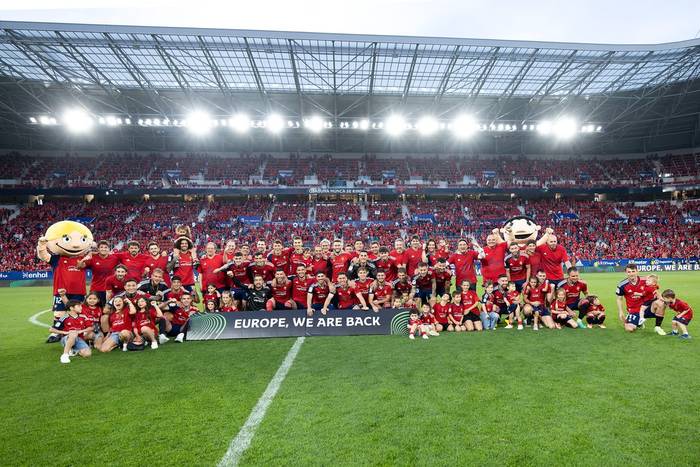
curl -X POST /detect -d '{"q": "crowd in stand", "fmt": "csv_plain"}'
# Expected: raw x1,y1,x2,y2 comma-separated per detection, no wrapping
2,197,699,274
2,151,698,189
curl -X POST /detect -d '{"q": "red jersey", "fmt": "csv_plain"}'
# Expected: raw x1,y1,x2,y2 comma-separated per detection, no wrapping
641,283,659,303
267,249,291,275
310,257,331,276
536,244,569,280
506,290,521,305
83,253,119,292
551,300,568,314
114,251,146,281
353,278,373,303
334,285,358,309
525,283,548,304
390,249,408,268
198,254,226,290
616,277,647,313
271,280,293,302
527,250,542,275
374,257,398,282
104,274,126,297
220,304,238,312
480,242,508,282
370,282,393,306
58,314,90,334
461,289,480,314
449,303,464,321
448,250,479,286
248,263,275,283
404,247,424,276
288,251,309,276
668,299,693,320
504,254,529,282
492,287,508,307
203,292,219,303
108,310,132,332
409,317,422,326
557,280,588,306
291,276,315,304
49,255,86,296
432,268,452,292
133,308,159,331
308,282,330,305
330,252,353,282
432,302,451,324
81,304,102,323
588,303,605,313
142,254,170,285
412,271,435,290
171,251,196,286
171,306,196,326
227,261,252,286
420,312,437,325
392,279,413,296
429,248,450,266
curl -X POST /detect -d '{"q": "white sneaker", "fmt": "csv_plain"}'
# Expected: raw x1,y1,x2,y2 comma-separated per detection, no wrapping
422,334,429,340
175,333,185,343
68,349,78,357
654,326,666,336
151,340,159,349
409,334,415,340
638,316,646,327
122,343,128,352
60,353,70,364
533,324,539,331
517,324,524,330
505,324,514,329
429,330,439,336
158,334,169,345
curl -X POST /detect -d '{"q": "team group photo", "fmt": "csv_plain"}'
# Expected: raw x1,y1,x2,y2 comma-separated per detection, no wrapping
1,1,699,465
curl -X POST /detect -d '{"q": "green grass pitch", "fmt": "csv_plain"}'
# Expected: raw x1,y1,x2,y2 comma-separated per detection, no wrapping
1,272,699,466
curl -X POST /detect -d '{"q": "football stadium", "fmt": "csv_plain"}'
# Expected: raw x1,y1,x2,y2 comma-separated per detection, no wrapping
1,10,699,466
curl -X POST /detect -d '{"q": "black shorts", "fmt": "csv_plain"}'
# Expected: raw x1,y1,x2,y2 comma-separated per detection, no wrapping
465,314,481,323
553,314,571,325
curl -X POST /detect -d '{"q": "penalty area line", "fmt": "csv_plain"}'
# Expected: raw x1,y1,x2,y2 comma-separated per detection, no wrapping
28,309,52,329
218,336,305,467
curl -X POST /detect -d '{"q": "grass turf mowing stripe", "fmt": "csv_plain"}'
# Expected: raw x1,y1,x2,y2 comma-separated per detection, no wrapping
219,336,306,467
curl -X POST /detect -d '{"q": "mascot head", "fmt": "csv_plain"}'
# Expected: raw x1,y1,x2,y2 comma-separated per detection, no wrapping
501,216,541,245
44,220,94,256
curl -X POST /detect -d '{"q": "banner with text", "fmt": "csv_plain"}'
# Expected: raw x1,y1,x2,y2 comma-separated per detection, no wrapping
186,308,412,340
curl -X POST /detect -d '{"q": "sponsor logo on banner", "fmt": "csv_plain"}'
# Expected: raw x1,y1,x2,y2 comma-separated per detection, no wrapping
187,308,411,340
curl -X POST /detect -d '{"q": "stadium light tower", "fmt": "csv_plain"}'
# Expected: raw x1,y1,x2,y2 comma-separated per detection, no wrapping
451,114,477,138
416,116,439,136
385,115,407,136
62,108,93,134
536,120,553,135
265,113,285,133
185,110,213,135
229,113,250,133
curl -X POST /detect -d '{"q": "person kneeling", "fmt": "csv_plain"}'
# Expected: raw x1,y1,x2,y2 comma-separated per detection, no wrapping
158,293,197,344
50,300,93,364
551,289,578,329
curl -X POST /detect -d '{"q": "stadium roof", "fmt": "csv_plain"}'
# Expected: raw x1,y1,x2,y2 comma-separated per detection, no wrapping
0,21,699,154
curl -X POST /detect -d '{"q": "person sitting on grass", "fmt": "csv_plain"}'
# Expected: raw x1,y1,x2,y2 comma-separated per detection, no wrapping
80,292,104,348
524,276,554,331
447,293,465,332
132,297,164,349
661,289,693,339
49,299,93,364
459,283,482,332
480,281,499,331
504,281,523,330
432,293,451,332
100,296,135,353
420,303,439,337
158,292,197,344
584,295,606,328
551,288,579,329
407,309,426,340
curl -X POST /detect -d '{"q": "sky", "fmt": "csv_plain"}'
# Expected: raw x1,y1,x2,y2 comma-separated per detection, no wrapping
0,0,699,44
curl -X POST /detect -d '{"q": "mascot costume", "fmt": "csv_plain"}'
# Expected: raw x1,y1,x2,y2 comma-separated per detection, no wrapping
500,215,553,248
36,220,94,342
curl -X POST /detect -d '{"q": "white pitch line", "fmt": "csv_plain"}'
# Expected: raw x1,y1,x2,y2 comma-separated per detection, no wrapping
28,309,52,328
218,336,305,467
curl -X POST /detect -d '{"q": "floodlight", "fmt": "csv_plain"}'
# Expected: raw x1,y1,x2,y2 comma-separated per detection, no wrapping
359,119,370,130
39,115,51,125
105,116,119,126
385,115,406,136
451,115,477,138
416,116,439,136
305,116,324,133
552,117,577,139
536,120,552,135
29,117,37,124
265,113,285,133
185,111,213,135
229,113,250,133
62,108,93,134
